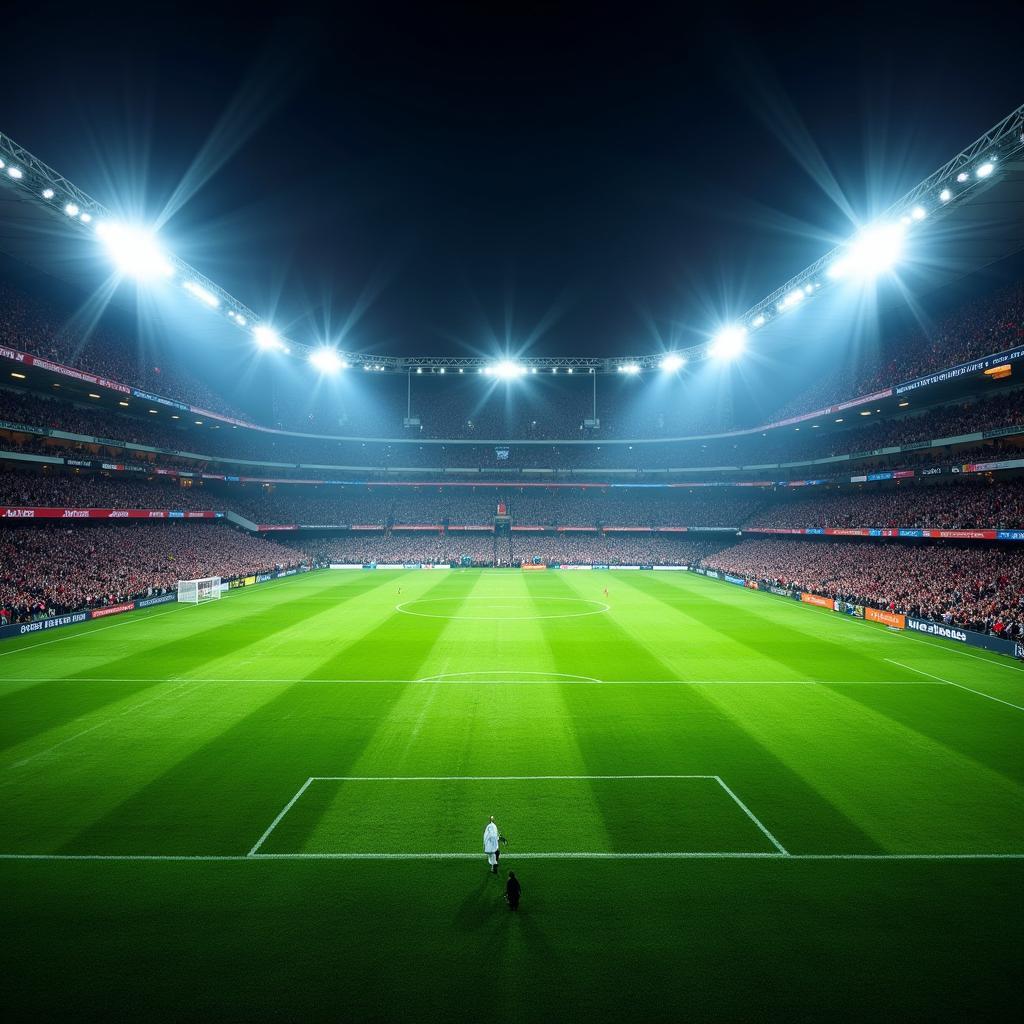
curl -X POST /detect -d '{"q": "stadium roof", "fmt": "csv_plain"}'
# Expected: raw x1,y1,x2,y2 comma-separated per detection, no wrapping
1,105,1023,373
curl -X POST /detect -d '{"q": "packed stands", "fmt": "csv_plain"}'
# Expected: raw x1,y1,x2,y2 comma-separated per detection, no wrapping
0,283,251,421
295,532,727,567
701,538,1024,639
4,276,1022,444
746,479,1024,530
772,281,1024,421
0,522,310,624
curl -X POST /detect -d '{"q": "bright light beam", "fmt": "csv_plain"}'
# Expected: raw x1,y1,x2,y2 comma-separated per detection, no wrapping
827,223,905,280
709,326,747,360
309,347,345,374
489,360,526,379
96,222,173,280
253,325,286,351
659,353,686,372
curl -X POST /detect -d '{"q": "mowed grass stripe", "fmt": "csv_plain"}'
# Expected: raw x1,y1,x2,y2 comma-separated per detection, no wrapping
0,573,390,761
615,573,1024,852
52,570,466,856
289,572,617,854
0,573,381,755
262,777,779,856
0,572,426,854
656,567,1024,702
549,570,885,855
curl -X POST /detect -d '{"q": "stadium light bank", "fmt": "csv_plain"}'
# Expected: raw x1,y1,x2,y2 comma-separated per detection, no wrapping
0,103,1021,375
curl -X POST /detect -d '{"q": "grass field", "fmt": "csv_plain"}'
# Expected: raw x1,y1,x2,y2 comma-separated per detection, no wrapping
1,567,1022,1022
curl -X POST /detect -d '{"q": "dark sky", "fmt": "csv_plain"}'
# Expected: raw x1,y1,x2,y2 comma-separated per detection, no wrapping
2,3,1022,361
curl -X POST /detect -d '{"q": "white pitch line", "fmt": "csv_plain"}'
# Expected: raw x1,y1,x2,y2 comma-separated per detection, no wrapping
0,677,944,686
0,570,330,661
896,630,1024,674
310,774,718,780
247,777,315,856
0,851,1021,862
0,605,184,659
713,776,790,855
885,659,1024,712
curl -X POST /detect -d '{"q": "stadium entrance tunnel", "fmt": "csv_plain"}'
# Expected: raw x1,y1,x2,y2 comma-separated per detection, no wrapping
394,595,610,621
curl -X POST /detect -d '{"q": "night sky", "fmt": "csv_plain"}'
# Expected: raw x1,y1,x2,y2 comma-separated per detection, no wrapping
2,4,1022,362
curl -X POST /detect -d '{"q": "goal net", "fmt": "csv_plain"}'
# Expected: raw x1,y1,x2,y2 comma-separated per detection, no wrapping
177,577,223,604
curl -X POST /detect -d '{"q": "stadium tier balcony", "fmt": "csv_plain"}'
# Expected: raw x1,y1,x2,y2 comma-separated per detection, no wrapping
1,277,1022,448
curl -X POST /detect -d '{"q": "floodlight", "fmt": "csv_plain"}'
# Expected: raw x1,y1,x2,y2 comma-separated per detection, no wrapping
709,326,746,360
659,353,685,372
183,281,219,307
309,347,345,374
911,206,926,220
567,367,573,374
64,202,80,217
777,288,806,311
827,222,904,280
939,188,952,202
752,314,766,328
956,171,969,182
7,167,23,179
96,223,173,279
976,161,994,178
253,325,285,351
41,188,54,199
491,360,525,379
619,363,641,375
80,212,92,223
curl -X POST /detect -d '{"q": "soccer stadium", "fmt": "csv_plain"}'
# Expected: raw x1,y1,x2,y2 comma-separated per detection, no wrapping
1,12,1022,1023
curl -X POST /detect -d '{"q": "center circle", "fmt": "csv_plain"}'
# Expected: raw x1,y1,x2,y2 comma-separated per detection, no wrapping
395,596,610,621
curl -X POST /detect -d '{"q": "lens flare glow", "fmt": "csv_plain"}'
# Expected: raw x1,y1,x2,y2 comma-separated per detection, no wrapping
827,222,905,280
96,223,174,279
709,326,746,360
309,348,345,373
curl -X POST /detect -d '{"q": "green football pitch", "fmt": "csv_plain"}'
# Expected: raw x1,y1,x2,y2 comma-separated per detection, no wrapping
1,567,1022,1022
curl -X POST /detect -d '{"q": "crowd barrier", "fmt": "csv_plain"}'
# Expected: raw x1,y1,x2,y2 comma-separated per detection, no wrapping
686,568,1022,660
0,566,316,642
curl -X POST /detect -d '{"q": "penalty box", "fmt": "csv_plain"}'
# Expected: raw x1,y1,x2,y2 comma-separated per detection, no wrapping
249,775,788,858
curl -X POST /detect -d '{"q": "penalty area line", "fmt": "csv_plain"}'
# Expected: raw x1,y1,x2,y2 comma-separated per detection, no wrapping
0,852,1022,862
247,777,315,856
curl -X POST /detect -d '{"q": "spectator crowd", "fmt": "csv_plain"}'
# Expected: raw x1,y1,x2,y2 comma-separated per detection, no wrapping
0,522,310,624
701,539,1024,640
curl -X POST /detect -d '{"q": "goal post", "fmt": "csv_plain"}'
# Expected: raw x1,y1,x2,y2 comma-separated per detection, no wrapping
177,577,223,604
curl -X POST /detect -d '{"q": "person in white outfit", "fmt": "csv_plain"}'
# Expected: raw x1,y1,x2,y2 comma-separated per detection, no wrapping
483,815,501,874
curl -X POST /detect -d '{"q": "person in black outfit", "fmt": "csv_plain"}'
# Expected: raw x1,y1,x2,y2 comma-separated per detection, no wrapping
505,871,521,912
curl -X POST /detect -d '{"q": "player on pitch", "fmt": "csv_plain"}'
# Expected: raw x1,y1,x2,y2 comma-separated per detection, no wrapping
483,815,502,873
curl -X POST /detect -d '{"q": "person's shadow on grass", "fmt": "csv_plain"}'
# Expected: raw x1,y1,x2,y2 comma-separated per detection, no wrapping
452,870,500,932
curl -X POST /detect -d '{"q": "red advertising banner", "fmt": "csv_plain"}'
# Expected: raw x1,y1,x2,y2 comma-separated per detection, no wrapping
0,507,219,520
90,601,137,619
919,529,997,540
865,607,906,628
800,593,833,609
520,563,548,571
